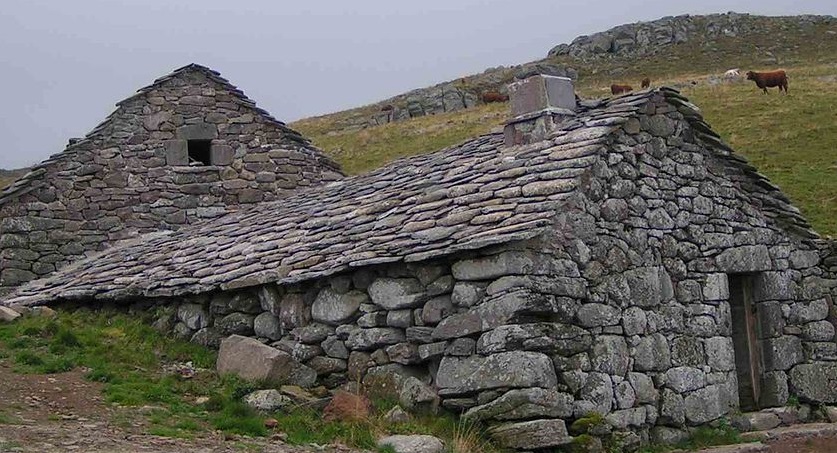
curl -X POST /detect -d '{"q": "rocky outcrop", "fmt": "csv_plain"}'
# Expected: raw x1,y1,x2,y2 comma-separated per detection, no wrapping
325,61,577,131
548,13,835,60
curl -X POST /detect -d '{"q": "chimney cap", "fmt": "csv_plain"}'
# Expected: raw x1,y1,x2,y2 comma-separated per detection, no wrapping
509,74,576,118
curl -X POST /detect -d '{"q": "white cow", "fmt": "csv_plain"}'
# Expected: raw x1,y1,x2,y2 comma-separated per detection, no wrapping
724,68,741,78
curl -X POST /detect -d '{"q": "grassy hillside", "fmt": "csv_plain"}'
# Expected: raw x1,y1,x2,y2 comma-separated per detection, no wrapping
294,62,837,237
0,169,27,190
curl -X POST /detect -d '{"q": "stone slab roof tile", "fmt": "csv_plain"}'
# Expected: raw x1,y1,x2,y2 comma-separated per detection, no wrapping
4,88,817,306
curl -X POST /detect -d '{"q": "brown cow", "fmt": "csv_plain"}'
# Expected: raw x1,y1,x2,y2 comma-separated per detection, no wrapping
380,104,394,111
481,91,509,103
611,84,633,95
746,70,788,94
641,78,651,89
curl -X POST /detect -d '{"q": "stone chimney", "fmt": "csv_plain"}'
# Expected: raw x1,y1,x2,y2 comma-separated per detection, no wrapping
504,74,576,146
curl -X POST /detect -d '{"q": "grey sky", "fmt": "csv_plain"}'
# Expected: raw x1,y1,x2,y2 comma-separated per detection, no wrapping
1,0,834,169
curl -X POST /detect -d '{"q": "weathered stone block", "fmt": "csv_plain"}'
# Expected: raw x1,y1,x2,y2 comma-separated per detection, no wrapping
345,328,405,351
476,322,591,355
716,245,772,273
488,419,572,450
377,435,444,453
789,363,837,403
665,366,706,393
763,336,804,371
660,389,685,425
803,321,835,341
164,140,188,166
387,309,413,328
421,295,453,325
754,271,797,302
311,287,365,325
703,273,729,301
670,336,704,367
216,312,255,335
176,122,217,140
450,282,486,307
578,371,613,415
633,333,671,371
462,388,573,422
760,371,789,407
622,306,647,335
210,143,234,165
368,278,427,309
591,335,629,375
685,384,732,424
436,351,557,394
217,335,316,387
704,336,735,371
577,303,621,327
787,299,829,324
253,312,282,340
451,251,578,281
177,303,209,330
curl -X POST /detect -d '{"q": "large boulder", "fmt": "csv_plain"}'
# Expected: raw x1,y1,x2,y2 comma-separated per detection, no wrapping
488,419,572,450
0,306,21,322
436,351,557,394
217,335,316,387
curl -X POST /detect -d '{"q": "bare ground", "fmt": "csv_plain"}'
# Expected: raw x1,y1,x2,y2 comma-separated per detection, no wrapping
0,362,364,453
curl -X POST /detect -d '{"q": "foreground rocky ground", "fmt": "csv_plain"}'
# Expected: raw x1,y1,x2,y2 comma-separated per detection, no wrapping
0,360,364,453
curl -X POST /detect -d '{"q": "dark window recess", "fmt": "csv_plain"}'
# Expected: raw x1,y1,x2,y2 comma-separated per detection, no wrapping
187,140,212,165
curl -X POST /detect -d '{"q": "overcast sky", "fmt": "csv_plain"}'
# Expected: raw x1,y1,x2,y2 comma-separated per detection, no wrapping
0,1,834,169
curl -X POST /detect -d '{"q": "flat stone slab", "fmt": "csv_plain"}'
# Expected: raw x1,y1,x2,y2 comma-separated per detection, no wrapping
692,442,767,453
741,422,837,443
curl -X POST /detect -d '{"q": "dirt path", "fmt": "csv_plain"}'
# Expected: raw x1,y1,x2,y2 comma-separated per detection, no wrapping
0,362,363,453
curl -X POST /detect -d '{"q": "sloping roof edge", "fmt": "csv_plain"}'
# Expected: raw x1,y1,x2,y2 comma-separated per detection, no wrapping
0,63,336,207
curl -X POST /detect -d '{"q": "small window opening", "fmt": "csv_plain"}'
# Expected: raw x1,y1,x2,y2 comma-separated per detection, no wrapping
187,140,212,166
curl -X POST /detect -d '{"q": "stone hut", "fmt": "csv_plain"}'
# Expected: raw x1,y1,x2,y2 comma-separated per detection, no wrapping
5,75,837,449
0,64,343,294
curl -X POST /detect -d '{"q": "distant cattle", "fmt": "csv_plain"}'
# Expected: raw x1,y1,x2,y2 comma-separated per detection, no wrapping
380,104,394,111
641,78,651,89
611,84,633,95
482,92,509,103
746,70,789,94
724,68,741,79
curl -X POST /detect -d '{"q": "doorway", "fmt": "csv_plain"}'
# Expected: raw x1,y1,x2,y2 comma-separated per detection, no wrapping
729,274,763,411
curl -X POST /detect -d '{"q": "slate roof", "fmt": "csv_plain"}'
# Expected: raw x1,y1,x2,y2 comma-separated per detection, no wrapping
4,88,817,306
0,64,327,207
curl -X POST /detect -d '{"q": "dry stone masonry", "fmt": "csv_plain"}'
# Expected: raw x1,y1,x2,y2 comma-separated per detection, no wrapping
0,64,342,294
5,75,837,450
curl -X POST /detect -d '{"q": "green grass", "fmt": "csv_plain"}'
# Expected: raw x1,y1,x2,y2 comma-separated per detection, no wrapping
0,309,502,450
297,102,509,175
686,64,837,236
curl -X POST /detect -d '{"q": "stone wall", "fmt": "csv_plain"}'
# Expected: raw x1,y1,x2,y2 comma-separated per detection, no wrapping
0,67,342,293
25,87,837,450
